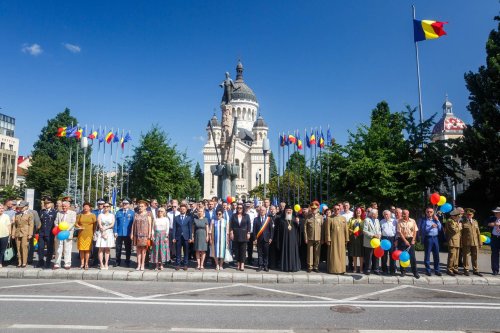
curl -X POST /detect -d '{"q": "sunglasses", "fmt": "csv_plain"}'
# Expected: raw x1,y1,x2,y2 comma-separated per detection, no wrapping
104,205,110,208
237,207,243,209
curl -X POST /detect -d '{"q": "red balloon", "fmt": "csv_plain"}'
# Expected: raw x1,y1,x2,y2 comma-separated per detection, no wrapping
430,192,440,205
226,196,232,204
392,249,402,261
374,246,384,258
34,234,39,240
52,226,60,236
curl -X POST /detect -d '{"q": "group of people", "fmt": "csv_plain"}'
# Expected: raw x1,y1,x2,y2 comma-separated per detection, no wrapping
0,196,499,278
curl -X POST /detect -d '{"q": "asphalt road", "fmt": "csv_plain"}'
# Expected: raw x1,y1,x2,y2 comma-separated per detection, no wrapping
0,279,499,332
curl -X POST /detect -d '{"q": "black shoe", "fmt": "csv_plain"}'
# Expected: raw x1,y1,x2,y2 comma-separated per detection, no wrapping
126,261,131,268
265,267,269,272
390,271,396,276
493,271,498,276
114,261,120,267
473,271,483,277
413,273,420,279
307,268,312,273
446,271,455,276
400,271,405,277
435,272,442,276
426,271,432,276
256,267,262,272
373,271,381,275
464,271,470,276
313,268,319,273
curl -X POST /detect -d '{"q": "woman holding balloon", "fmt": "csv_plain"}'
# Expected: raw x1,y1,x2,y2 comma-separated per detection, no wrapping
76,202,96,270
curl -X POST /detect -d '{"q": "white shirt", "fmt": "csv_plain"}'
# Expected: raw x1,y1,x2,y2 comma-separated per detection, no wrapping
342,211,353,221
247,209,256,232
154,217,169,231
380,218,397,237
167,211,180,229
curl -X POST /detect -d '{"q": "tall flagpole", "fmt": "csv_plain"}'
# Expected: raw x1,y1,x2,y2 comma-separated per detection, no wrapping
101,126,107,199
277,133,280,203
95,125,101,203
74,127,79,205
286,131,290,204
126,135,131,198
413,5,424,125
108,128,114,202
313,128,318,200
114,128,120,208
120,129,125,199
88,125,93,202
67,123,73,195
281,131,285,203
81,125,88,206
308,128,312,203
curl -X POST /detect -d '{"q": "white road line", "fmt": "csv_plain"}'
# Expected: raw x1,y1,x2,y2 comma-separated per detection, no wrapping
0,281,75,290
1,297,500,309
243,284,336,301
340,285,410,301
140,284,242,299
10,324,108,330
409,285,500,300
75,280,132,298
169,329,293,333
359,331,466,333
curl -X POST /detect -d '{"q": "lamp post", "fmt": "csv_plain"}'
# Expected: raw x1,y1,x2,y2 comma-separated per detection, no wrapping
80,136,89,207
262,138,270,199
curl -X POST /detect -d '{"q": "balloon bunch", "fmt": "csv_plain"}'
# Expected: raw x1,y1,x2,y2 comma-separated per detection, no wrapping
370,238,392,258
392,250,410,267
226,196,236,204
33,234,39,250
52,221,71,241
429,192,452,213
319,203,328,213
480,235,491,245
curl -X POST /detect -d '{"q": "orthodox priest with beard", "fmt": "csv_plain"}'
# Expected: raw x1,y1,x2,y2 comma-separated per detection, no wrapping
278,205,301,272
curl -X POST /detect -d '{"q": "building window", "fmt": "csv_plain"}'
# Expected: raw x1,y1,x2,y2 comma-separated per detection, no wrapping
211,174,214,189
0,143,4,149
235,159,240,179
9,145,13,151
241,163,245,179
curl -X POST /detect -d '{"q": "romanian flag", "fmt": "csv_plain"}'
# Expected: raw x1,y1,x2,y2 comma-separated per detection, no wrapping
318,133,325,149
88,129,98,140
309,132,316,146
105,131,114,144
56,127,67,137
413,19,448,42
353,225,360,237
288,133,296,144
296,132,303,150
75,128,83,140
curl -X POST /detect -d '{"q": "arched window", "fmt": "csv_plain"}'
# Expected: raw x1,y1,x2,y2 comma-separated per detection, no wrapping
241,163,245,179
211,174,215,189
242,108,247,120
235,159,240,179
237,107,241,118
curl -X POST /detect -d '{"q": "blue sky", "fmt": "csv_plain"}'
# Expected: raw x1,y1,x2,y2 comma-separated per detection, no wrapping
1,0,498,167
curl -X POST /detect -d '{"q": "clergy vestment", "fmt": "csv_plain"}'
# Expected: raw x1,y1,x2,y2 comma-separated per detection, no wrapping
278,216,301,272
325,215,349,274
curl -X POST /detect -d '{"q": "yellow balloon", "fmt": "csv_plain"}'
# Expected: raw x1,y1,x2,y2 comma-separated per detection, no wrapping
400,260,410,268
437,196,447,206
59,221,69,231
480,235,487,243
294,204,301,213
370,238,381,249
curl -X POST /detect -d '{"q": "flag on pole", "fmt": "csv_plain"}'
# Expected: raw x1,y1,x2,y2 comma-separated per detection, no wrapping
56,127,67,137
99,129,105,143
288,133,296,144
88,129,98,139
105,131,114,144
305,130,310,149
327,127,332,146
75,127,83,140
113,131,120,143
309,131,316,146
66,126,78,138
297,131,303,150
279,133,285,147
318,131,325,149
413,19,448,42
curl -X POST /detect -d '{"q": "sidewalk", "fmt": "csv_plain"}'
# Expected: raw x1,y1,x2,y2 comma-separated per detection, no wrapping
1,247,498,285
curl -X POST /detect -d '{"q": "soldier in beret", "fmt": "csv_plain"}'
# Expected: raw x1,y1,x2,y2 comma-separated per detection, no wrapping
304,201,322,273
461,208,483,276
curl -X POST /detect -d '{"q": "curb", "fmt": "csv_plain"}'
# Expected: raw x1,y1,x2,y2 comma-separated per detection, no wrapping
0,268,499,285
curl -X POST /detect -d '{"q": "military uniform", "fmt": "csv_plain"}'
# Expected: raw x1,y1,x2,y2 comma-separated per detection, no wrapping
13,209,34,267
460,209,482,275
304,210,323,271
444,216,461,275
38,207,57,268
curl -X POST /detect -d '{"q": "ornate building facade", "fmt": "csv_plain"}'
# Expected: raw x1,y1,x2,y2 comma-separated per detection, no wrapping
203,62,269,200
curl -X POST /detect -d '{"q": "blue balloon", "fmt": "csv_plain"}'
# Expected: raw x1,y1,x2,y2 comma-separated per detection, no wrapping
399,251,410,262
57,230,70,241
485,236,491,245
440,203,452,214
320,203,327,213
380,239,392,251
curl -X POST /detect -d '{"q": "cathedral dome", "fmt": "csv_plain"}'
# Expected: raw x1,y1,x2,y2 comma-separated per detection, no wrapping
226,61,257,103
253,114,267,128
432,97,466,135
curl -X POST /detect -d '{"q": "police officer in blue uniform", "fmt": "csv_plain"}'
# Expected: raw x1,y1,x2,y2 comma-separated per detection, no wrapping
114,199,135,267
38,197,57,269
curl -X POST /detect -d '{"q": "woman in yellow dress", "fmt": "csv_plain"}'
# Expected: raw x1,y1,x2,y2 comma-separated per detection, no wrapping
76,202,96,270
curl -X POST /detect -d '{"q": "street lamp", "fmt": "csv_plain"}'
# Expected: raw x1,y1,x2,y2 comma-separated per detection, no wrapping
262,138,270,198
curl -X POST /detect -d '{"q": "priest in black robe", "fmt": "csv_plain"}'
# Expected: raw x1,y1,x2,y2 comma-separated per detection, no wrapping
278,205,301,272
268,206,281,269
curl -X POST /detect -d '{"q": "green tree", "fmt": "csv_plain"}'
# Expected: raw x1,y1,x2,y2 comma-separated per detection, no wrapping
128,125,200,202
193,162,204,198
0,185,23,202
268,151,278,179
458,15,500,210
25,108,80,201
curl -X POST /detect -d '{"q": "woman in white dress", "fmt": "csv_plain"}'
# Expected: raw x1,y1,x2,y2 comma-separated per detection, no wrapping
96,203,115,270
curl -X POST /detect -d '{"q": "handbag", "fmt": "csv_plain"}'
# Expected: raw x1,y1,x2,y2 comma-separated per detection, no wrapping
4,237,14,262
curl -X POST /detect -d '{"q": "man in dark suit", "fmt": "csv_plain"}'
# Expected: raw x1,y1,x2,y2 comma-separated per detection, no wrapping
253,206,274,272
172,203,193,270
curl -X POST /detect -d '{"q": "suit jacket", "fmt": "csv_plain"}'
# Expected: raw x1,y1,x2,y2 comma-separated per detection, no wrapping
363,217,381,248
172,214,193,241
230,214,251,242
253,215,274,242
54,210,77,239
205,209,216,223
13,212,34,238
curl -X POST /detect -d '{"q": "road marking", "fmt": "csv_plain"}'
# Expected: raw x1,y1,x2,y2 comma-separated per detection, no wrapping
340,285,410,301
0,281,75,290
10,324,108,330
243,284,336,301
359,331,466,333
140,284,241,299
169,329,293,333
409,285,500,300
1,297,500,309
75,280,132,298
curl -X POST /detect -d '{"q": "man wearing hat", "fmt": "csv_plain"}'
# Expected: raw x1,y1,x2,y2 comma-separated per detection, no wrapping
12,201,34,267
487,207,500,275
277,204,301,272
114,199,135,267
304,201,322,273
37,197,57,268
461,208,482,276
445,209,462,276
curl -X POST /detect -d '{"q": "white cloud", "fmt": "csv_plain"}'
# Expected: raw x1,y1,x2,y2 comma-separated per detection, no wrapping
21,43,43,56
63,43,81,53
193,135,205,142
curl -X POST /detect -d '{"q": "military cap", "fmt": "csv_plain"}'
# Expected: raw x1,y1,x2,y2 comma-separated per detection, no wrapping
18,201,29,208
310,201,320,209
465,208,476,214
449,209,461,216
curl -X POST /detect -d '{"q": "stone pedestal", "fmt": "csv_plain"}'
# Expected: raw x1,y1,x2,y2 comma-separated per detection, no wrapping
211,164,239,199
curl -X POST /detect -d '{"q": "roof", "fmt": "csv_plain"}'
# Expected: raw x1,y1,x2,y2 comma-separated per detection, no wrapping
253,114,267,128
237,127,254,142
227,61,257,103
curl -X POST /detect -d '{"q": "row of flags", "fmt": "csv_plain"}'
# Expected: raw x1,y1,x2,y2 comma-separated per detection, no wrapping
279,128,334,150
56,126,132,149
